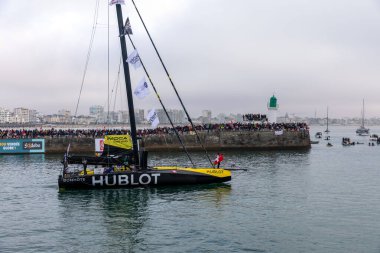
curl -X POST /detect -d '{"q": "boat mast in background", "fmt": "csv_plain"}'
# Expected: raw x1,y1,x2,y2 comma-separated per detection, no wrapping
324,106,330,133
361,99,365,129
356,99,370,136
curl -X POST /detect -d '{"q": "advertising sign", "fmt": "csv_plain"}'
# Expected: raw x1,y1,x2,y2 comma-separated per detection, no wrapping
0,139,45,154
95,138,104,156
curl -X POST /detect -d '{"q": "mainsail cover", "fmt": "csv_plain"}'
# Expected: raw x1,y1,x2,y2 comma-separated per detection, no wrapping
101,135,133,156
66,135,133,165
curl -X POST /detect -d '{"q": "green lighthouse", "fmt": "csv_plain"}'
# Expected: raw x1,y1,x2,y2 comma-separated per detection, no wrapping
267,95,279,123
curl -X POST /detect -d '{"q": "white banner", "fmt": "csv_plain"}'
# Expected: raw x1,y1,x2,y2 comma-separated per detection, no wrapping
146,109,159,128
274,130,284,136
127,49,142,69
134,77,150,99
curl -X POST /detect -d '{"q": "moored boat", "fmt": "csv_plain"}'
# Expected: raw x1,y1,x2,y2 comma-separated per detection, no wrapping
342,137,354,146
58,1,233,190
356,99,369,136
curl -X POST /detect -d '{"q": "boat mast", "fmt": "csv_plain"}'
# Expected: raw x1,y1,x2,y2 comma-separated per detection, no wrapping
362,99,365,128
326,107,329,131
115,4,139,167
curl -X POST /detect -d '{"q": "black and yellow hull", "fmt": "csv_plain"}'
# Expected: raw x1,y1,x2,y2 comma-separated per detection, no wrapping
58,167,231,190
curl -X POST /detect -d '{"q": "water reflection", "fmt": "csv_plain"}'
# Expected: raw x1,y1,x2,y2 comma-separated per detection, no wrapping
57,183,231,252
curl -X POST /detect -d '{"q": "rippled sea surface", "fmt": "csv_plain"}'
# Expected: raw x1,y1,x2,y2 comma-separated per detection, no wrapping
0,126,380,253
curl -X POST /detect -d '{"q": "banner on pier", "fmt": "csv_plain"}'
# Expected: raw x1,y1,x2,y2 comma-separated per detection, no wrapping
0,139,45,154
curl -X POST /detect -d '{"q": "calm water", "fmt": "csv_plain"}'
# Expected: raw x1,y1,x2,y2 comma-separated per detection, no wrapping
0,126,379,253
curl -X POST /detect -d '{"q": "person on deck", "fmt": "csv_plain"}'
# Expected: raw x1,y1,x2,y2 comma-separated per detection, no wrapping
213,153,224,168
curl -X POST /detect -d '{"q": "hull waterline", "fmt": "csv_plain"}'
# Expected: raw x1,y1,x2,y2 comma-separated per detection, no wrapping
58,168,231,190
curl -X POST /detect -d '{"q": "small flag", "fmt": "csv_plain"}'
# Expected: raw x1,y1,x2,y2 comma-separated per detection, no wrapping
121,17,133,36
127,49,142,69
109,0,125,5
134,77,150,99
146,109,159,128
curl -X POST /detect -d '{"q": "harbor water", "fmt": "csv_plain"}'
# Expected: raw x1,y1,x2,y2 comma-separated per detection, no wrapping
0,126,379,253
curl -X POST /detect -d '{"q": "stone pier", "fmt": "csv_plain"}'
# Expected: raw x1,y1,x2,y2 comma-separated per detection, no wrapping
44,130,310,154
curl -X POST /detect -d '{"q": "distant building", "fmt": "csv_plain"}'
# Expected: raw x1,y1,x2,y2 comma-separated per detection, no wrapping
29,109,39,123
107,111,119,124
217,113,227,123
75,115,96,125
89,105,104,123
58,109,71,117
202,110,212,124
14,107,30,123
89,105,104,116
56,109,71,124
171,109,185,124
0,108,12,123
117,111,129,124
156,109,185,125
44,114,66,124
135,109,145,124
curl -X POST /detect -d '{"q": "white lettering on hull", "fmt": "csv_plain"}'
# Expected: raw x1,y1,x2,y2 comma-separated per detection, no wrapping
105,175,117,186
92,173,161,187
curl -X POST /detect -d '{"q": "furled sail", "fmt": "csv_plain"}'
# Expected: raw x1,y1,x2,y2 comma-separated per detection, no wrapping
66,135,133,165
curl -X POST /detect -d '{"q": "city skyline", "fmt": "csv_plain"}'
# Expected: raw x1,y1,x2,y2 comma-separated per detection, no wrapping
1,1,380,118
2,105,380,127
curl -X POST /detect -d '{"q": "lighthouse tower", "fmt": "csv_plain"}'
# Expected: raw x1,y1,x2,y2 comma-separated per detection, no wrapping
267,95,279,123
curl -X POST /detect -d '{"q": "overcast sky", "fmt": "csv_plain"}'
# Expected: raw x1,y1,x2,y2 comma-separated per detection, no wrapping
1,0,380,118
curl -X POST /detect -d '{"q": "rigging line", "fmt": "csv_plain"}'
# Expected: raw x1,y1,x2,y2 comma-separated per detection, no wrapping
107,0,110,126
101,57,121,122
130,0,214,167
74,0,100,119
112,58,122,113
101,57,122,122
125,34,195,167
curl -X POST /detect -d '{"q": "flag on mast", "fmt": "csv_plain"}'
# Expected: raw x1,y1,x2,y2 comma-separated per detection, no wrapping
127,49,142,69
121,17,133,36
146,109,159,128
134,77,150,99
109,0,125,5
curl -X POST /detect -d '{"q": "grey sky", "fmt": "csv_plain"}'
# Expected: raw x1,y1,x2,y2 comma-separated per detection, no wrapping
1,0,380,118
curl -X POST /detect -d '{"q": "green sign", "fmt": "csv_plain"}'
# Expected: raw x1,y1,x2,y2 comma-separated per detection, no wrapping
0,139,45,154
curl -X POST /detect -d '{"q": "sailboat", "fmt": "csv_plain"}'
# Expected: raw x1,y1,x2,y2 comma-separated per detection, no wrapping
58,1,232,190
356,99,369,136
324,107,330,133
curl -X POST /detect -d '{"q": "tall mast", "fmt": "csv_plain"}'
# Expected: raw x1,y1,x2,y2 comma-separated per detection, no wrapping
115,4,139,167
362,99,365,128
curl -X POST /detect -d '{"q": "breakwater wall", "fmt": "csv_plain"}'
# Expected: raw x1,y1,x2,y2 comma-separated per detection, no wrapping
44,130,310,154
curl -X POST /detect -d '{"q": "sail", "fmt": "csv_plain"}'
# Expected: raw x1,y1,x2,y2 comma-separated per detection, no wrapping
101,135,133,156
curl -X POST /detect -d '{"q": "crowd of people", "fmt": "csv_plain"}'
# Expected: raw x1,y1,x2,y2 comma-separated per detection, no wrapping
0,122,308,139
